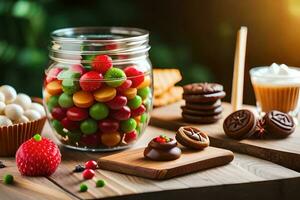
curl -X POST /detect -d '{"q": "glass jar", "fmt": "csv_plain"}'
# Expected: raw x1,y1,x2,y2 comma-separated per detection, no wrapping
43,27,152,151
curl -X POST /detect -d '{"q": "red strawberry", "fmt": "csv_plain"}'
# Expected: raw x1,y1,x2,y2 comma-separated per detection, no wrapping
16,134,61,176
91,55,113,74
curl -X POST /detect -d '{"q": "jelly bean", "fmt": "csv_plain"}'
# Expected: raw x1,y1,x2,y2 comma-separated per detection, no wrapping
62,79,79,95
67,107,88,121
66,130,82,144
61,117,80,130
89,103,109,120
94,87,116,102
52,120,66,137
47,96,59,112
51,107,66,120
120,118,137,133
124,130,137,143
80,134,100,148
46,68,63,83
111,106,131,121
122,88,137,100
104,68,126,87
46,80,63,96
106,95,127,110
79,184,88,192
127,95,142,109
80,71,103,92
140,113,148,123
73,91,94,108
91,55,113,74
101,131,121,147
137,87,151,100
57,70,81,80
85,160,98,170
117,79,132,92
131,105,146,117
124,66,144,88
96,179,106,188
80,119,98,135
58,93,74,108
83,169,95,180
98,119,119,133
137,76,151,89
70,64,85,75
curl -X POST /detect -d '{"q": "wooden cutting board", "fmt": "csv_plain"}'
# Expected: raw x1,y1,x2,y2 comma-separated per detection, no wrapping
98,146,234,180
150,101,300,171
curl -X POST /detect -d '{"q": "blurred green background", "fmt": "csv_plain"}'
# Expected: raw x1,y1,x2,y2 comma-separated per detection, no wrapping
1,0,300,104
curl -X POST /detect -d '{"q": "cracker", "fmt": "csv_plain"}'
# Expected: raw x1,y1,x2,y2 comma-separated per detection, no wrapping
153,69,182,97
154,86,183,107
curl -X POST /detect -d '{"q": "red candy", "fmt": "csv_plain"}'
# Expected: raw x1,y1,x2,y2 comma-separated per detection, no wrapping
70,64,85,75
46,68,62,83
51,107,66,120
85,160,98,170
131,105,146,117
61,117,80,130
91,55,113,74
99,119,119,133
124,130,137,143
124,66,144,88
80,134,100,147
79,71,103,92
106,95,127,110
111,106,131,121
67,107,88,121
82,169,95,179
117,80,132,92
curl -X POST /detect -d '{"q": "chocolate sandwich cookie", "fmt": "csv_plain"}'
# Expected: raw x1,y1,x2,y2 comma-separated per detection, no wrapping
176,126,209,150
183,83,223,95
181,106,223,116
185,99,222,110
144,135,181,161
264,110,295,138
183,91,226,103
182,113,222,124
223,109,257,140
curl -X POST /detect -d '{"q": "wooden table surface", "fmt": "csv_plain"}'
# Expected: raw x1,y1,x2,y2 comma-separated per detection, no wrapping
1,123,300,200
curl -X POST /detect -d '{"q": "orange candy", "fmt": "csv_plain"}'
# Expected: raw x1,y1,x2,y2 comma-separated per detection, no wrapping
137,76,151,89
123,88,137,100
101,131,121,147
46,80,62,95
73,91,94,108
94,87,116,102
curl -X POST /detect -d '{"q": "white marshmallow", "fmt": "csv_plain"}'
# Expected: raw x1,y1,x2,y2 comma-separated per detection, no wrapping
0,102,5,114
4,104,24,120
14,115,29,124
0,92,5,102
24,109,41,121
29,103,46,117
0,85,17,104
0,115,13,126
14,93,32,110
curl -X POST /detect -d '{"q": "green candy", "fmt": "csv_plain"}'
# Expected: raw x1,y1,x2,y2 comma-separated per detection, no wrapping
52,120,66,137
89,103,109,120
127,95,142,109
58,93,74,108
3,174,14,185
143,98,152,111
96,179,106,188
67,131,82,144
62,79,79,95
137,87,151,100
47,95,59,112
136,124,142,135
80,119,98,135
104,68,126,87
121,118,137,133
57,70,80,80
140,113,148,123
79,183,88,192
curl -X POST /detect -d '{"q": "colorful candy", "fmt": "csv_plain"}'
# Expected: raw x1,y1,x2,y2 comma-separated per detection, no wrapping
46,80,62,96
98,119,119,133
91,55,112,73
93,87,116,102
120,118,137,133
104,68,127,87
61,117,80,130
79,71,103,92
101,131,121,147
80,119,98,135
82,169,95,179
67,107,88,121
111,106,131,121
73,91,94,108
51,107,66,120
106,95,127,110
124,66,144,88
58,93,74,108
85,160,98,170
89,103,109,120
127,95,142,109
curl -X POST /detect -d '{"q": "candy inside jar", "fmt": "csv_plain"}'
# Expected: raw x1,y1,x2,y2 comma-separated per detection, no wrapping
43,27,152,151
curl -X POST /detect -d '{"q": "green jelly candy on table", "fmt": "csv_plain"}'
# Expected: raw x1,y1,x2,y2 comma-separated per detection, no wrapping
96,179,106,187
121,118,137,133
67,131,82,144
137,87,151,100
62,79,79,95
47,95,59,112
3,174,14,184
80,119,98,135
58,93,74,108
89,103,109,120
52,120,66,137
140,113,148,123
127,95,142,109
57,70,81,80
104,68,126,87
79,183,88,192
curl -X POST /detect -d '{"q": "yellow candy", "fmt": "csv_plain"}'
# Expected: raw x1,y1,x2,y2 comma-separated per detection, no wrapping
94,87,116,102
123,88,137,100
46,80,62,96
101,131,121,147
73,91,94,108
137,76,151,89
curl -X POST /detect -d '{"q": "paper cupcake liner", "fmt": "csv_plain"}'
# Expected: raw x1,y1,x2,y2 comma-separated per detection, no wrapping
0,117,46,157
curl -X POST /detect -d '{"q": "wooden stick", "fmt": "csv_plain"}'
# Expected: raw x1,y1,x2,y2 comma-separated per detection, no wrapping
231,26,248,111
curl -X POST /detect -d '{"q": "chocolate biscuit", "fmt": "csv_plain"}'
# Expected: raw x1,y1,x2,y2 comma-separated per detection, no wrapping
183,83,223,95
185,99,222,110
176,126,210,150
183,91,226,103
181,106,223,116
182,113,221,124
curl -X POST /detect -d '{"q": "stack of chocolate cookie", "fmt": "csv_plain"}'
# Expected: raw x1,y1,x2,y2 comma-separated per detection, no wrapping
181,83,226,124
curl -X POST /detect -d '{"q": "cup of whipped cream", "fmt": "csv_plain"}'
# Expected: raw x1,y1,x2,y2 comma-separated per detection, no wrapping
250,63,300,117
